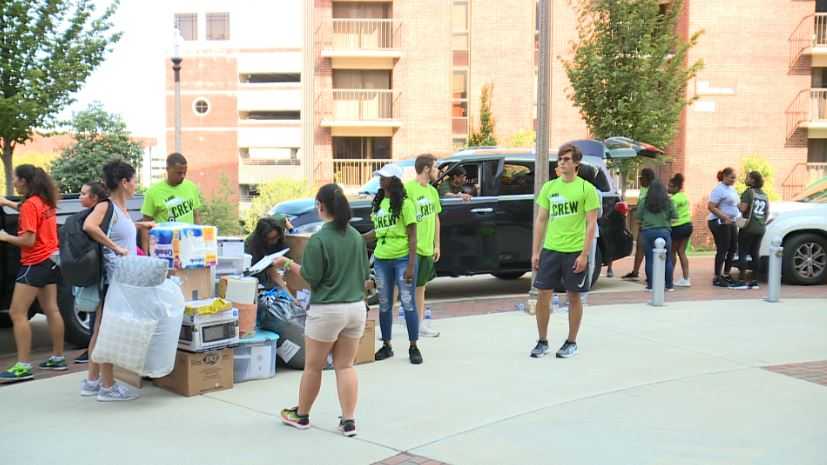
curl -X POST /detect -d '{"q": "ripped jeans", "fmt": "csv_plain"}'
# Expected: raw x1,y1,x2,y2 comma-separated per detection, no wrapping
374,256,419,343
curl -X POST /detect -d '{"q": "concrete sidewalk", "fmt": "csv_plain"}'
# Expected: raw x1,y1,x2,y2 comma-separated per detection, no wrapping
2,298,826,465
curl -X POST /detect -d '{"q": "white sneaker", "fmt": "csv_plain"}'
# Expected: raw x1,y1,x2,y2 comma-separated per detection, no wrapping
419,326,440,338
675,278,691,287
96,382,140,402
80,378,101,397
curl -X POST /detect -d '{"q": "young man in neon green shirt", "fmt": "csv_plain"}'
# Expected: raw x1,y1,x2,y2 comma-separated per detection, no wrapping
531,143,600,359
404,154,442,338
140,153,202,251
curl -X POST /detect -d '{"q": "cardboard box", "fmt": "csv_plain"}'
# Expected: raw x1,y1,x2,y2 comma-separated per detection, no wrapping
113,366,144,388
284,234,312,262
171,267,213,301
155,348,234,397
355,319,375,365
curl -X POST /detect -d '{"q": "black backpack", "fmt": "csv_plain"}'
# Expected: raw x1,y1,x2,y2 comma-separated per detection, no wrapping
59,201,115,287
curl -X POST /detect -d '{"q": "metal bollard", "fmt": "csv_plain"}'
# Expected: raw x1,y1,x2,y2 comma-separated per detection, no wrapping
766,237,783,303
650,237,666,307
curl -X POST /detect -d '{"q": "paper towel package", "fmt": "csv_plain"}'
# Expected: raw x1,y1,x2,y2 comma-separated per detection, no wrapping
150,224,218,269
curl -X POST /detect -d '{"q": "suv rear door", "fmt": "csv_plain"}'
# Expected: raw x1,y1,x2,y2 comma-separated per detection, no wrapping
494,160,535,270
437,159,501,276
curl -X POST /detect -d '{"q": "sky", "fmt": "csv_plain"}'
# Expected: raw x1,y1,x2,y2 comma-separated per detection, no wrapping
61,0,167,139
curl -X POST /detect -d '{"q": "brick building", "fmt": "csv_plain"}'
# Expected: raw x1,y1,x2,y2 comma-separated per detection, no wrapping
164,0,827,236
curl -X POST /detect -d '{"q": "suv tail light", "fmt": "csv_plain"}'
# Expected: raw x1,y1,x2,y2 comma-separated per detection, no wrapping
614,201,630,216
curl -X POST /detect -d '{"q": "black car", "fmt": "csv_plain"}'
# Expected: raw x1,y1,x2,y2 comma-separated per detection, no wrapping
275,138,660,289
0,195,144,346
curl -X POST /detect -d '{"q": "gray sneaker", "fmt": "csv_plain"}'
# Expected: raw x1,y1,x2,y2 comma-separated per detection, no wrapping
96,382,140,402
80,378,101,397
556,341,578,359
419,326,440,338
530,340,550,358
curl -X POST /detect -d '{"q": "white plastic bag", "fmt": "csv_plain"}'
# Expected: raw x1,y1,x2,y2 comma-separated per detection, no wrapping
92,279,185,377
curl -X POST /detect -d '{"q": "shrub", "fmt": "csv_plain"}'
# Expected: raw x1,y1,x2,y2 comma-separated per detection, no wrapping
200,175,243,235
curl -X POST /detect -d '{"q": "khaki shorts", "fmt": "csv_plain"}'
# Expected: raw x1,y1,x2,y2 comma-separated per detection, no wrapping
305,301,367,342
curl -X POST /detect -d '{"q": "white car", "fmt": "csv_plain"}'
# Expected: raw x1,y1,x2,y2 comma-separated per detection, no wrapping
759,183,827,285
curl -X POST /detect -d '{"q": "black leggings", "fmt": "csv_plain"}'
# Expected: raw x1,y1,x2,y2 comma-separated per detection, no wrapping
738,231,763,273
708,219,737,277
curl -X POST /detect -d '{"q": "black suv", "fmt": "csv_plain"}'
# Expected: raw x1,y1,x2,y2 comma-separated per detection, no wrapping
0,195,144,346
275,138,660,288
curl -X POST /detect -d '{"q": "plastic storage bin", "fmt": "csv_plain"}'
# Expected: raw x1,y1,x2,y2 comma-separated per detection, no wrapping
233,330,279,383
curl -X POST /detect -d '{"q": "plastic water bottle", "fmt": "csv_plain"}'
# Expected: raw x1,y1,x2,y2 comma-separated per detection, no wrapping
424,307,433,330
552,294,560,312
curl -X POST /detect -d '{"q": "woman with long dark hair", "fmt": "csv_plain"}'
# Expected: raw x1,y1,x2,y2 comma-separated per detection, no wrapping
245,214,291,288
707,167,740,287
635,179,677,291
362,164,422,365
0,165,65,383
735,171,769,288
81,160,154,401
275,184,370,437
668,173,693,287
623,168,656,280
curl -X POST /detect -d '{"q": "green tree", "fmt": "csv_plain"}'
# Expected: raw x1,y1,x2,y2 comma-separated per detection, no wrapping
0,0,121,195
735,155,780,201
201,175,243,235
510,129,536,148
563,0,703,193
468,83,497,147
50,103,142,193
244,178,314,233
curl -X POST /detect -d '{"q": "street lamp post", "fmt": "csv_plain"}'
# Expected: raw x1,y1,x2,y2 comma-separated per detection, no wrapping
172,30,183,154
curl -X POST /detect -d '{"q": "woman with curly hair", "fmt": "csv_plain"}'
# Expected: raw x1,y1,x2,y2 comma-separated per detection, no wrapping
362,164,422,365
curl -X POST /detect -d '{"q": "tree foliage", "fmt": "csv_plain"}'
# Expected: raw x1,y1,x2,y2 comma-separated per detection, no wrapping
0,0,121,195
562,0,702,188
468,83,497,147
201,175,243,235
50,103,142,193
735,155,780,201
244,178,314,233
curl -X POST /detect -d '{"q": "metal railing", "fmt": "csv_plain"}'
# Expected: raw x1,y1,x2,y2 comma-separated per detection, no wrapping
784,89,827,140
782,162,827,200
790,13,827,66
320,19,401,50
332,159,388,187
321,89,400,121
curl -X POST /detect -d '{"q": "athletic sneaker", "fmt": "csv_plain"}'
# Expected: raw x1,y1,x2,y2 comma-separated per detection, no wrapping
748,280,760,289
80,378,101,397
713,277,730,288
409,346,423,365
420,326,441,338
675,278,691,287
74,351,89,364
96,382,140,402
281,407,310,430
606,270,614,278
38,356,68,371
556,341,579,359
375,345,394,361
338,418,357,437
530,340,550,358
0,362,33,383
728,280,750,290
621,272,639,280
723,275,738,286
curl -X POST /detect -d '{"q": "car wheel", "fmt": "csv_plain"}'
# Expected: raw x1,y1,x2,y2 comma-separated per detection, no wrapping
492,272,526,280
782,233,827,285
57,283,93,348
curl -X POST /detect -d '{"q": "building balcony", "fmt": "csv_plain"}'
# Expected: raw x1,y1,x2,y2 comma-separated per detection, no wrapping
330,158,389,188
791,13,827,67
782,162,827,200
237,88,301,112
319,89,401,136
320,19,401,69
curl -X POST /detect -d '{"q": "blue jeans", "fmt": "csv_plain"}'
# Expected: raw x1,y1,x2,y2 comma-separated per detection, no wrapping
374,257,419,342
642,228,674,290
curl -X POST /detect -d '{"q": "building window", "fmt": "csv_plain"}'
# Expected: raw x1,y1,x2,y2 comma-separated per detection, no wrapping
452,137,467,150
239,73,300,84
332,137,391,160
207,13,230,41
174,13,197,41
193,98,210,116
241,111,301,120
